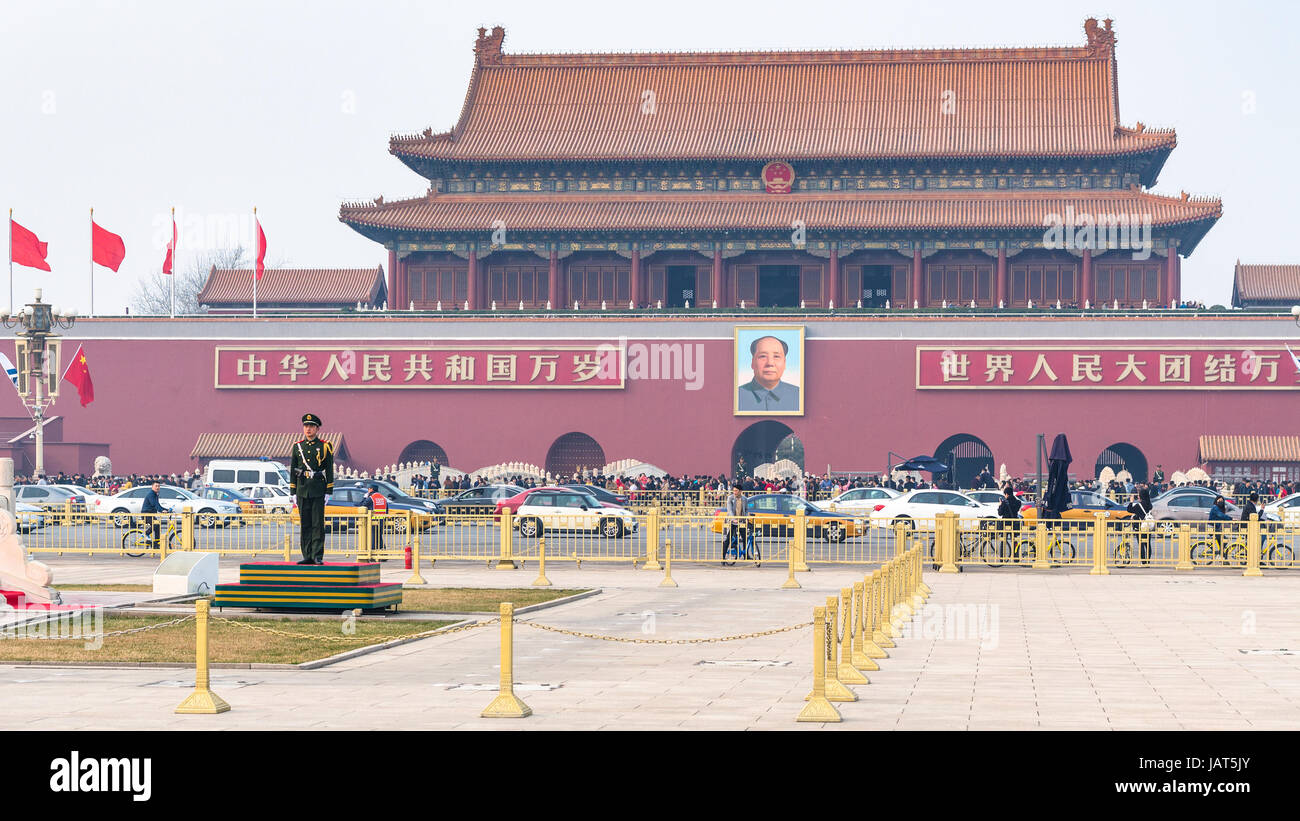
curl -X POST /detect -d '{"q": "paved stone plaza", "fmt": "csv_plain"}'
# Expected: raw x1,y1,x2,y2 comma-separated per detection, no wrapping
1,558,1298,730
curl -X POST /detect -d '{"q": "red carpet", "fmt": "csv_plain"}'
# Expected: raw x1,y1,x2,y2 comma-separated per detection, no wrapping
1,589,92,611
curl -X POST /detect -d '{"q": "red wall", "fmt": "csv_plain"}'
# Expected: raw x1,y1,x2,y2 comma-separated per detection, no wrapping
17,329,1298,478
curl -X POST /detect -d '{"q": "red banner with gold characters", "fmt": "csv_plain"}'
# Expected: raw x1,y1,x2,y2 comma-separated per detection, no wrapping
215,346,624,389
916,346,1300,390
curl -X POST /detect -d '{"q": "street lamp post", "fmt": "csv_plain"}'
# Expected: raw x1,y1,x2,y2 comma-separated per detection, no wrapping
1,289,76,478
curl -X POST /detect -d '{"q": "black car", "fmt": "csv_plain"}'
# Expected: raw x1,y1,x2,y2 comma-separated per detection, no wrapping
334,479,442,527
561,484,629,507
431,485,526,516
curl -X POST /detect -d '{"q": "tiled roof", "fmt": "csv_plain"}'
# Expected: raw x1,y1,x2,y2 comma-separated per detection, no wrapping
1199,436,1300,463
1233,263,1300,303
390,22,1175,164
197,268,385,305
341,188,1221,234
191,433,349,462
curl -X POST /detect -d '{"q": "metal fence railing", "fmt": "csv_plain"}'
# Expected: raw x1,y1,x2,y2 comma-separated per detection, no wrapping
12,505,1298,574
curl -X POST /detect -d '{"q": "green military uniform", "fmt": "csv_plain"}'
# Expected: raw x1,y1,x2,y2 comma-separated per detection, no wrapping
290,413,334,564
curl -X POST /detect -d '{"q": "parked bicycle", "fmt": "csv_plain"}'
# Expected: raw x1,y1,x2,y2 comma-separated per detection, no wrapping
1191,531,1294,568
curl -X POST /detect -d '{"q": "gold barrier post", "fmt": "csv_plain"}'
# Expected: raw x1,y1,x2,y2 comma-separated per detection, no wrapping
497,509,516,569
851,581,881,669
938,512,959,573
838,587,869,684
889,559,908,634
360,510,372,561
872,568,895,648
897,550,916,616
1032,522,1050,569
180,506,195,552
1090,512,1110,576
643,507,662,571
893,521,907,566
860,576,887,659
1244,514,1263,578
794,509,810,571
910,547,926,607
175,600,230,715
482,602,532,718
407,524,427,585
917,541,933,595
797,607,842,723
818,596,857,702
282,532,291,562
660,539,678,588
1176,524,1194,571
532,537,552,587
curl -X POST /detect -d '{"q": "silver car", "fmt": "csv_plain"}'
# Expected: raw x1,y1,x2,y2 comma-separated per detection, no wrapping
1150,491,1242,527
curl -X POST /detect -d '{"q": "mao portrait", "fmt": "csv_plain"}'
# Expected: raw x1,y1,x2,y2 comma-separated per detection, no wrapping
734,326,804,416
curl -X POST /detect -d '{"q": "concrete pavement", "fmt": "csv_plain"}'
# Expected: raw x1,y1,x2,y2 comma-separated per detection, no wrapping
2,557,1298,730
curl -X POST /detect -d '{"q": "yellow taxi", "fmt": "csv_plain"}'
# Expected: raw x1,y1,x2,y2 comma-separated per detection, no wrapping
710,493,865,542
1019,490,1134,521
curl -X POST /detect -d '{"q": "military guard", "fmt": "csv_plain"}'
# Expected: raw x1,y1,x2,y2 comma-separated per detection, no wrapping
290,413,334,565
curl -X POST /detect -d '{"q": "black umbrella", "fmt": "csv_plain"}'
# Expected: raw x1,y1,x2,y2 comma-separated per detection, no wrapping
1043,433,1072,516
898,455,949,473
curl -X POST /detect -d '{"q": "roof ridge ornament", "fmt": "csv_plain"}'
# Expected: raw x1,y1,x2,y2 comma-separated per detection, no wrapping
476,25,506,66
1083,17,1116,58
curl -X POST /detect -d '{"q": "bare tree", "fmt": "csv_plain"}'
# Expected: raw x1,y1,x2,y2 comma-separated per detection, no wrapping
131,246,249,315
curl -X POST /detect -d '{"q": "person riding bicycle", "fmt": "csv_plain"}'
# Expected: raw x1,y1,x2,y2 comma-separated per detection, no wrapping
722,482,750,562
141,479,167,545
993,485,1021,553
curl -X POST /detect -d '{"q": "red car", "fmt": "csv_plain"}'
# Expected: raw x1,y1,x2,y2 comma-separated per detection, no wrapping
495,486,621,518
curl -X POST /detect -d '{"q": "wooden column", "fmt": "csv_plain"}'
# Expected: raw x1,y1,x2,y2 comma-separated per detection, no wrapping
467,248,479,309
828,248,839,307
387,250,398,308
396,255,407,309
1166,245,1178,305
1175,252,1182,304
548,249,560,308
630,248,641,307
996,247,1007,306
911,249,923,307
1081,249,1092,307
712,249,723,308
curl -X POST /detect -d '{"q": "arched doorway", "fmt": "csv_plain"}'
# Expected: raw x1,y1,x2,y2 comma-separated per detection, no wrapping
933,434,994,488
1095,443,1148,483
545,432,606,480
732,421,803,478
397,440,449,468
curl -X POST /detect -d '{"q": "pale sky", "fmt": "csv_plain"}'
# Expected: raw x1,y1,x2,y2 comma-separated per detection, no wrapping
2,0,1295,314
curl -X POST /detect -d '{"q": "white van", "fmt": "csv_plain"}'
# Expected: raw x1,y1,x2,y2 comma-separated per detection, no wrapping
204,459,292,493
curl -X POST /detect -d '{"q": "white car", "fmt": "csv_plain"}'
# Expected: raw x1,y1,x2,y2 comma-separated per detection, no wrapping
49,484,117,516
513,489,639,538
105,485,240,528
15,501,46,533
239,484,297,513
823,487,901,513
868,489,999,529
1261,495,1298,523
964,490,1006,506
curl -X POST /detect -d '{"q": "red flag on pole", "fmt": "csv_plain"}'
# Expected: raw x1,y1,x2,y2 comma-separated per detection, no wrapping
255,216,267,281
10,219,51,271
162,213,177,274
91,221,125,272
62,343,94,407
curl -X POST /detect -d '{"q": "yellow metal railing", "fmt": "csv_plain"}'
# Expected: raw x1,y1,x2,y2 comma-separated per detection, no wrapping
14,504,1299,574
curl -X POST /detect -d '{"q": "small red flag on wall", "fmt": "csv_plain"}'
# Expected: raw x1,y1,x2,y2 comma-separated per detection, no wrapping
62,343,94,407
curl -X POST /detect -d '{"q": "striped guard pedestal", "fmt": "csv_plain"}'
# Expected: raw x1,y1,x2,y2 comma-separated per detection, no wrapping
214,562,402,611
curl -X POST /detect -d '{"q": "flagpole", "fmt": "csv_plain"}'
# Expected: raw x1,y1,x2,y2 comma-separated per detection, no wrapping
8,207,13,315
89,207,95,317
253,206,258,319
169,206,175,318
